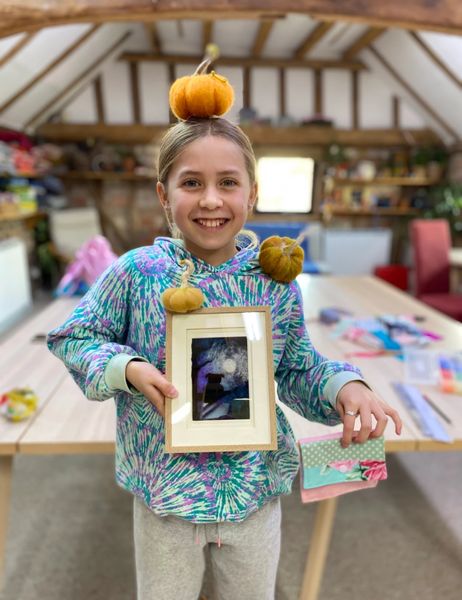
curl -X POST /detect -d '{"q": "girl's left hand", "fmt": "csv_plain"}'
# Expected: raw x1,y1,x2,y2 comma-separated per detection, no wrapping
336,381,402,448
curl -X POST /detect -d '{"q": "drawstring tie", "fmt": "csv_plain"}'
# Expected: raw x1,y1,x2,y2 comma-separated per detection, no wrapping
216,523,222,549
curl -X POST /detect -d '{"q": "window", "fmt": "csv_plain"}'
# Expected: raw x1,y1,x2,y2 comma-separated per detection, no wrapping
256,157,315,213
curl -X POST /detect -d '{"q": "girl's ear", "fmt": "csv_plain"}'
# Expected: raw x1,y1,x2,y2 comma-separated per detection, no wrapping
247,182,257,212
156,181,168,208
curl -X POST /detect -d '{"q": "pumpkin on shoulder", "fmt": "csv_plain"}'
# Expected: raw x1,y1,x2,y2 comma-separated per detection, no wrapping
259,236,304,283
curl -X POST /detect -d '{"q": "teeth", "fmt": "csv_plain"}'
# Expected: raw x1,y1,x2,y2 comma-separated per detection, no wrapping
196,219,227,228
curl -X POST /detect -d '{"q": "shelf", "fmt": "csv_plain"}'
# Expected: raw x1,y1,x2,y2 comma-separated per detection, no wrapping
330,177,440,187
0,211,45,223
323,207,419,217
59,171,156,181
36,123,443,147
0,172,45,179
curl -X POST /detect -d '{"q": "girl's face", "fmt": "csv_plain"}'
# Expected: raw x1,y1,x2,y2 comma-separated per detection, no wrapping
157,135,257,266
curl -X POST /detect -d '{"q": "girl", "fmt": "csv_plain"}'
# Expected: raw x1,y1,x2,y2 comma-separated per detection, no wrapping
48,116,401,600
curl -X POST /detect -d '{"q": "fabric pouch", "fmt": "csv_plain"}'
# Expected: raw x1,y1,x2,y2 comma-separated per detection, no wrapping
299,432,387,503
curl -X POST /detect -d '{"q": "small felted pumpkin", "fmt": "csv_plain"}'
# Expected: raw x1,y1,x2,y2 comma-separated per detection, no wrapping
161,259,204,313
259,236,304,283
169,58,234,120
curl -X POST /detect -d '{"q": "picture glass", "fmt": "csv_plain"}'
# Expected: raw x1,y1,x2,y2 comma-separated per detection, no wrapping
191,336,250,421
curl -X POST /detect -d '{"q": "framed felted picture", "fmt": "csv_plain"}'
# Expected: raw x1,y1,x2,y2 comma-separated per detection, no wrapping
165,306,277,453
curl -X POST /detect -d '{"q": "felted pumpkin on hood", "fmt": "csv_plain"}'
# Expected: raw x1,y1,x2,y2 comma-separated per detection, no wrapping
161,259,204,313
259,235,304,283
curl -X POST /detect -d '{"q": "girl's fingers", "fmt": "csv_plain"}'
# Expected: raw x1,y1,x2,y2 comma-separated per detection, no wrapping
369,406,388,438
145,385,166,416
149,370,178,399
384,404,403,435
355,405,372,444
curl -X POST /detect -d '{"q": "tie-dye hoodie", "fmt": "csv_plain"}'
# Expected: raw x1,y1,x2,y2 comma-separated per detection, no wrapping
47,235,363,523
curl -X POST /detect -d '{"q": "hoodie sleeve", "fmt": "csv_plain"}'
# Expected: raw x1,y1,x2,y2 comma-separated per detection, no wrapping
274,280,365,425
47,251,144,401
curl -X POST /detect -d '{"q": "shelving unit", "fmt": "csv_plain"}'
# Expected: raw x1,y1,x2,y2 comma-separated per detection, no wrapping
330,176,439,187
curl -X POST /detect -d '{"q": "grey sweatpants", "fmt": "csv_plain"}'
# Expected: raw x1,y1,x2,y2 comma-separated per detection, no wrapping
133,496,281,600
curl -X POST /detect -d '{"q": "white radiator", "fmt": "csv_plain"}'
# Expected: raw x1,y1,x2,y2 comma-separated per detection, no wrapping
0,237,32,335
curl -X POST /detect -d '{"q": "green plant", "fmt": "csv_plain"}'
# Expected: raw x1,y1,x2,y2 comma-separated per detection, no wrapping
426,184,462,237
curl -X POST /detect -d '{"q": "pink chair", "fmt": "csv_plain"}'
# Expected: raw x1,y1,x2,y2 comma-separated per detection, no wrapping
410,219,462,321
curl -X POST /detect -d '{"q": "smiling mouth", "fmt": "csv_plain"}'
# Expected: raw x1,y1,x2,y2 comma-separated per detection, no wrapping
194,218,230,228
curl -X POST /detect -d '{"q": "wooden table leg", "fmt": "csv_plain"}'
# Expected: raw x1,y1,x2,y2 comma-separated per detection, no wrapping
0,455,13,590
299,497,338,600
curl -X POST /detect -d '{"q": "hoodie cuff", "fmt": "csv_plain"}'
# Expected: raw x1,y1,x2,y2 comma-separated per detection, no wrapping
324,372,371,410
105,354,149,394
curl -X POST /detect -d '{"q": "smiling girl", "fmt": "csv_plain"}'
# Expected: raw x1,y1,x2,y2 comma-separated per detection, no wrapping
48,99,401,600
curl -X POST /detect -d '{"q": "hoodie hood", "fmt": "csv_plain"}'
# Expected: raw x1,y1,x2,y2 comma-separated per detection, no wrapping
152,232,261,278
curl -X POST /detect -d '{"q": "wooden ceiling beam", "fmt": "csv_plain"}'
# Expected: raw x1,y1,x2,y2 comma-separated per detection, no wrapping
144,22,161,54
2,2,462,37
25,30,131,130
295,21,334,59
119,51,365,71
0,24,101,115
0,32,37,67
36,122,442,147
368,45,459,141
252,19,275,57
409,31,462,88
343,27,385,60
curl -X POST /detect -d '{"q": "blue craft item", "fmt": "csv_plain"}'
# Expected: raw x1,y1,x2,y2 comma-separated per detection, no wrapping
392,382,452,443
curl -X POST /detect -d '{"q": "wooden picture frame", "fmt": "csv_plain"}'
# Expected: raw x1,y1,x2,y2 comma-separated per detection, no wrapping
165,306,277,453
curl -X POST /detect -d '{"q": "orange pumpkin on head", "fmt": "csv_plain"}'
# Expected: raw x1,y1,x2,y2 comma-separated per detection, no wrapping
169,58,234,121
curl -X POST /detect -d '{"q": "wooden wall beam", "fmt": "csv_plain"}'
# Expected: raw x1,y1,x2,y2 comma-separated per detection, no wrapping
279,67,286,117
243,67,251,109
392,95,400,128
202,20,213,51
3,1,462,37
94,75,105,124
144,22,161,54
252,18,274,57
314,69,322,114
295,21,334,59
0,24,100,115
343,27,385,59
25,30,131,130
0,32,37,67
36,122,443,147
368,45,459,141
351,70,359,129
129,61,141,124
120,51,365,71
409,31,462,88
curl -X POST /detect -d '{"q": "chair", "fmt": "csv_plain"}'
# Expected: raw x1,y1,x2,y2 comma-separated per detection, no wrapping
48,207,102,261
244,221,322,274
410,219,462,321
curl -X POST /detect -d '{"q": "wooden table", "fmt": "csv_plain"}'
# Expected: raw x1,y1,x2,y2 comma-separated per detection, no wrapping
1,277,462,599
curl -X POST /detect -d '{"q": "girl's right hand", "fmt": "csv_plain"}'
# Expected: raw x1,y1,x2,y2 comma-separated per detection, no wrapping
125,361,178,417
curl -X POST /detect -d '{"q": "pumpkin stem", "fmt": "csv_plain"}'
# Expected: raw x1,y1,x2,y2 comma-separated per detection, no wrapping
179,259,194,287
284,227,310,254
194,58,211,75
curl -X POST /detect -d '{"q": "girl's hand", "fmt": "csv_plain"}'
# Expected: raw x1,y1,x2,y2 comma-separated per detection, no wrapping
336,381,402,448
125,361,178,417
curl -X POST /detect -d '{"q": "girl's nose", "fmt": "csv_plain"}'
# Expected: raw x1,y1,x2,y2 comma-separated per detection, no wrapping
199,187,223,209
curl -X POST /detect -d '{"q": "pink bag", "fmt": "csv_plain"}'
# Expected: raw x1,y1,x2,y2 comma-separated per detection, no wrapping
56,235,118,296
299,432,386,503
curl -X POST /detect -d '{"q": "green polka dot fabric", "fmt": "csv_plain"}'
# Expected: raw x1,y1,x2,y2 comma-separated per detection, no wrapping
300,436,385,469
